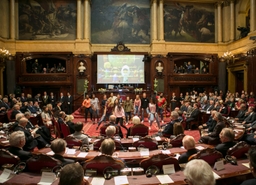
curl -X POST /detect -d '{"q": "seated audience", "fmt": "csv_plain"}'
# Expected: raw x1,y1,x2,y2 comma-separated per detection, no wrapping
41,106,52,127
58,111,75,134
159,111,183,136
184,159,215,185
8,131,32,161
234,103,247,122
198,109,217,135
65,114,75,134
178,135,198,164
70,122,89,145
11,104,22,120
240,148,256,185
199,112,225,144
127,116,146,137
243,131,256,145
102,115,123,138
51,138,75,166
14,117,50,151
242,106,256,127
215,128,236,157
185,103,200,130
59,163,89,185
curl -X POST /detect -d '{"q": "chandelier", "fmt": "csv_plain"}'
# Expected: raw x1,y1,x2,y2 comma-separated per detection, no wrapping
221,51,234,64
0,48,11,64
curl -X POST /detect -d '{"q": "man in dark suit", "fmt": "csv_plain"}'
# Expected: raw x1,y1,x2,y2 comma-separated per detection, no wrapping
8,131,32,161
199,109,217,135
215,128,236,157
186,103,200,130
242,107,256,126
205,100,215,112
66,92,73,114
234,103,247,122
42,91,49,106
51,138,74,166
49,92,56,107
178,135,198,164
199,112,226,145
27,101,37,114
14,117,50,151
59,92,66,113
158,111,180,136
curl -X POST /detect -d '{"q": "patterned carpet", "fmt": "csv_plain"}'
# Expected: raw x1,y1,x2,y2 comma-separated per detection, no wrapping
72,109,200,142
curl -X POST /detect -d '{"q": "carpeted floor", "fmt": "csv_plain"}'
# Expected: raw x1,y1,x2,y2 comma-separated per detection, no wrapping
72,109,200,142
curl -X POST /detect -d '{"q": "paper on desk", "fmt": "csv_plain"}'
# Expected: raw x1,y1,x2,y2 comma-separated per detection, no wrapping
91,177,105,185
77,152,88,158
163,164,175,174
139,148,149,156
155,136,161,141
132,138,139,142
0,169,14,183
114,175,129,185
242,163,250,168
196,146,205,150
65,148,76,155
37,172,56,185
156,175,174,184
162,150,171,154
174,153,180,160
212,171,220,179
46,151,54,155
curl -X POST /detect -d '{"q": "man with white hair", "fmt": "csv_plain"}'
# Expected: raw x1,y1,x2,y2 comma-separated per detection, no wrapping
8,131,32,161
184,159,215,185
178,135,198,164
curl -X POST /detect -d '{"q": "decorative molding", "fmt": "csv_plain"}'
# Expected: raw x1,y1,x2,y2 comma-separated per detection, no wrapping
111,42,130,52
19,76,68,82
172,76,215,81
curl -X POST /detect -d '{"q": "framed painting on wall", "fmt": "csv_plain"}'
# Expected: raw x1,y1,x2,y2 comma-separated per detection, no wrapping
18,0,77,40
91,0,150,44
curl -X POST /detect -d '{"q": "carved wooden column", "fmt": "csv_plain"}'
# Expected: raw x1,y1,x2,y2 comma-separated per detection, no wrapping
158,0,164,41
76,0,82,40
230,0,235,41
10,0,15,40
250,0,256,32
217,2,223,43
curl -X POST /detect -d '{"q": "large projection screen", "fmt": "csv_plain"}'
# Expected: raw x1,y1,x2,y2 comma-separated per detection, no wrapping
97,54,145,84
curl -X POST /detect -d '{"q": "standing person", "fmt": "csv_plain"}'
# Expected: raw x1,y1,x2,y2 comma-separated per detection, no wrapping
157,92,167,124
49,92,56,108
66,92,73,114
59,92,66,113
170,92,178,111
100,94,107,116
91,94,100,124
123,96,133,124
133,95,141,117
42,91,49,106
82,94,92,123
113,102,128,132
97,98,114,129
141,93,149,123
147,97,160,130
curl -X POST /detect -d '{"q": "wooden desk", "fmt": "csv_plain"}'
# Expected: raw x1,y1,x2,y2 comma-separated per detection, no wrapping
0,159,252,185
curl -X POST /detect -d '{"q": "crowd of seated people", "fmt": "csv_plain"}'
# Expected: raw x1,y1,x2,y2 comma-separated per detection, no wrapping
29,60,66,73
174,61,209,74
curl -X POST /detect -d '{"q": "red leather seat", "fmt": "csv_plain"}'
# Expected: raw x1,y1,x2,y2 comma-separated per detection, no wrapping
140,153,181,173
130,124,149,137
169,134,185,147
83,155,125,176
227,141,250,159
188,148,223,166
0,149,20,167
133,137,158,150
52,118,62,138
100,123,120,137
93,138,123,151
26,154,61,173
60,123,71,138
65,136,82,148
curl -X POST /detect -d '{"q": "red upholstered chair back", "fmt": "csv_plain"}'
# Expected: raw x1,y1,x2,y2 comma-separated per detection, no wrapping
60,123,71,138
169,134,185,147
7,109,15,122
130,124,149,137
52,118,62,138
140,153,181,173
26,154,61,173
227,141,250,159
189,148,223,166
83,155,125,175
222,106,231,117
65,136,82,148
133,137,158,150
0,149,20,167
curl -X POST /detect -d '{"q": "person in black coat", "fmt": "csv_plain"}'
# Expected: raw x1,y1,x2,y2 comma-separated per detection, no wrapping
11,104,22,120
240,148,256,185
199,112,226,145
8,131,32,161
14,117,49,151
235,103,247,122
51,138,74,166
186,103,200,130
215,128,236,157
178,135,198,164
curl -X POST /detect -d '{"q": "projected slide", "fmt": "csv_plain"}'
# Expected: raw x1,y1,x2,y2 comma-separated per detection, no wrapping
97,55,145,84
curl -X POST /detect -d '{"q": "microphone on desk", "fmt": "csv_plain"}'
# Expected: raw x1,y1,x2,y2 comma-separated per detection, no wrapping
145,165,160,178
13,162,26,174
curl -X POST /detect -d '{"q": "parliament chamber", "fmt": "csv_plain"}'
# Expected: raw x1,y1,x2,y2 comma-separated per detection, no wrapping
1,0,256,185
